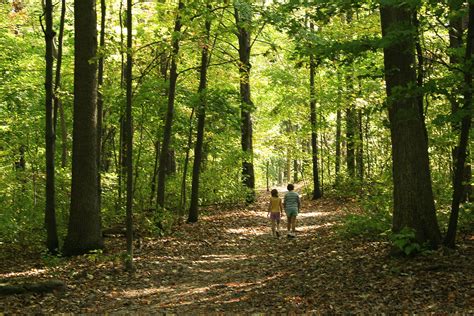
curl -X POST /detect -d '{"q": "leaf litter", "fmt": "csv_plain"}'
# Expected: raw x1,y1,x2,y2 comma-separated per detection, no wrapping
0,193,473,313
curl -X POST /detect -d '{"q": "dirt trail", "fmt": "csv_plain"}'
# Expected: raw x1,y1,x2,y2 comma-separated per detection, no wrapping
1,194,473,313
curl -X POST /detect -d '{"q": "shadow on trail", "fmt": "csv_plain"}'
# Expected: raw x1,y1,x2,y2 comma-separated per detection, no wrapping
108,196,345,313
2,194,472,313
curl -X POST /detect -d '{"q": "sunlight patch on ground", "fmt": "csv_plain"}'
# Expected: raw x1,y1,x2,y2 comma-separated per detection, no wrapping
117,286,174,299
148,272,288,309
198,253,257,263
298,211,331,218
298,222,335,232
0,268,47,279
226,227,267,236
205,210,266,221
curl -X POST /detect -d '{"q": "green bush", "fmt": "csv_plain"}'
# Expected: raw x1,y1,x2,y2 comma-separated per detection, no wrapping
338,180,392,239
389,227,422,256
339,212,391,239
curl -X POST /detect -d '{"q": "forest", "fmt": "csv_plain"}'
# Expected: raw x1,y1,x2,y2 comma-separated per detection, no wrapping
0,0,473,313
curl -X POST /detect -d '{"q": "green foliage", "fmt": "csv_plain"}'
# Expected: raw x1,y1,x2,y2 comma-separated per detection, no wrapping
41,251,64,268
338,180,392,239
339,209,392,240
389,227,422,256
1,0,472,253
458,202,474,238
148,207,176,237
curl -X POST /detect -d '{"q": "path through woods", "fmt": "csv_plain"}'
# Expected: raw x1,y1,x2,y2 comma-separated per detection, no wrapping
1,192,473,313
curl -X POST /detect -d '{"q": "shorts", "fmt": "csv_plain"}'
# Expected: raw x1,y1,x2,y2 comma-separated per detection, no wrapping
285,208,298,217
270,212,281,221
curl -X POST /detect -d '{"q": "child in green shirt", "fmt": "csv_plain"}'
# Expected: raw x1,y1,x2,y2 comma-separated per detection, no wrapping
284,183,300,237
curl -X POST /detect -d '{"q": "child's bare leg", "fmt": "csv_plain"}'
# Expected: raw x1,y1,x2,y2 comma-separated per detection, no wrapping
271,220,276,235
291,216,296,233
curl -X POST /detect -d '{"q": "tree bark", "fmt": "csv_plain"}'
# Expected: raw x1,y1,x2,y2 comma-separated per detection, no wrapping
63,0,103,256
335,71,342,184
234,2,256,203
448,0,472,203
356,109,364,180
188,14,211,223
157,0,183,208
346,75,356,180
53,0,67,169
124,0,133,271
380,2,441,247
444,3,474,248
309,47,322,199
97,0,106,213
44,0,59,254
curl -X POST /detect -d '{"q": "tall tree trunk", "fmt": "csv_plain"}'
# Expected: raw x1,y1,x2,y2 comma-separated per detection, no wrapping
181,108,195,215
44,0,59,254
149,140,160,207
63,0,103,256
188,15,211,223
309,46,322,199
266,160,270,191
345,86,356,179
345,14,356,179
356,109,364,180
53,0,67,169
58,101,67,168
380,2,441,247
293,159,298,183
97,0,106,214
157,0,183,208
413,12,428,142
365,112,371,178
117,0,126,213
448,0,472,202
335,72,342,185
124,0,133,270
234,2,256,203
444,3,474,248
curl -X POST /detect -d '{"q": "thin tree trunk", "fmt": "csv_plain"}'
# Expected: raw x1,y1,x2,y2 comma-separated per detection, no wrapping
345,78,356,179
345,14,356,179
58,103,67,168
448,0,472,202
266,160,269,191
309,46,322,199
365,111,371,179
335,109,342,183
413,12,428,142
356,109,364,180
335,71,342,184
124,0,133,270
44,0,58,254
157,0,183,208
444,3,474,248
188,14,211,223
380,2,441,247
53,0,67,169
97,0,106,213
149,140,160,208
181,108,195,215
117,0,126,212
234,2,256,203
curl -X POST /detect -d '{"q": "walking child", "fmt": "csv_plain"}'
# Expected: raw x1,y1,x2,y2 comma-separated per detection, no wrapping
284,183,300,238
267,189,283,237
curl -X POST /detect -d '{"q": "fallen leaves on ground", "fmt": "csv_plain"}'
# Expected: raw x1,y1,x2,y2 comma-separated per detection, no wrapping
1,194,473,313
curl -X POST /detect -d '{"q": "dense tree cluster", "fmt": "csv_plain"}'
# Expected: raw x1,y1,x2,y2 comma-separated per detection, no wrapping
0,0,472,258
